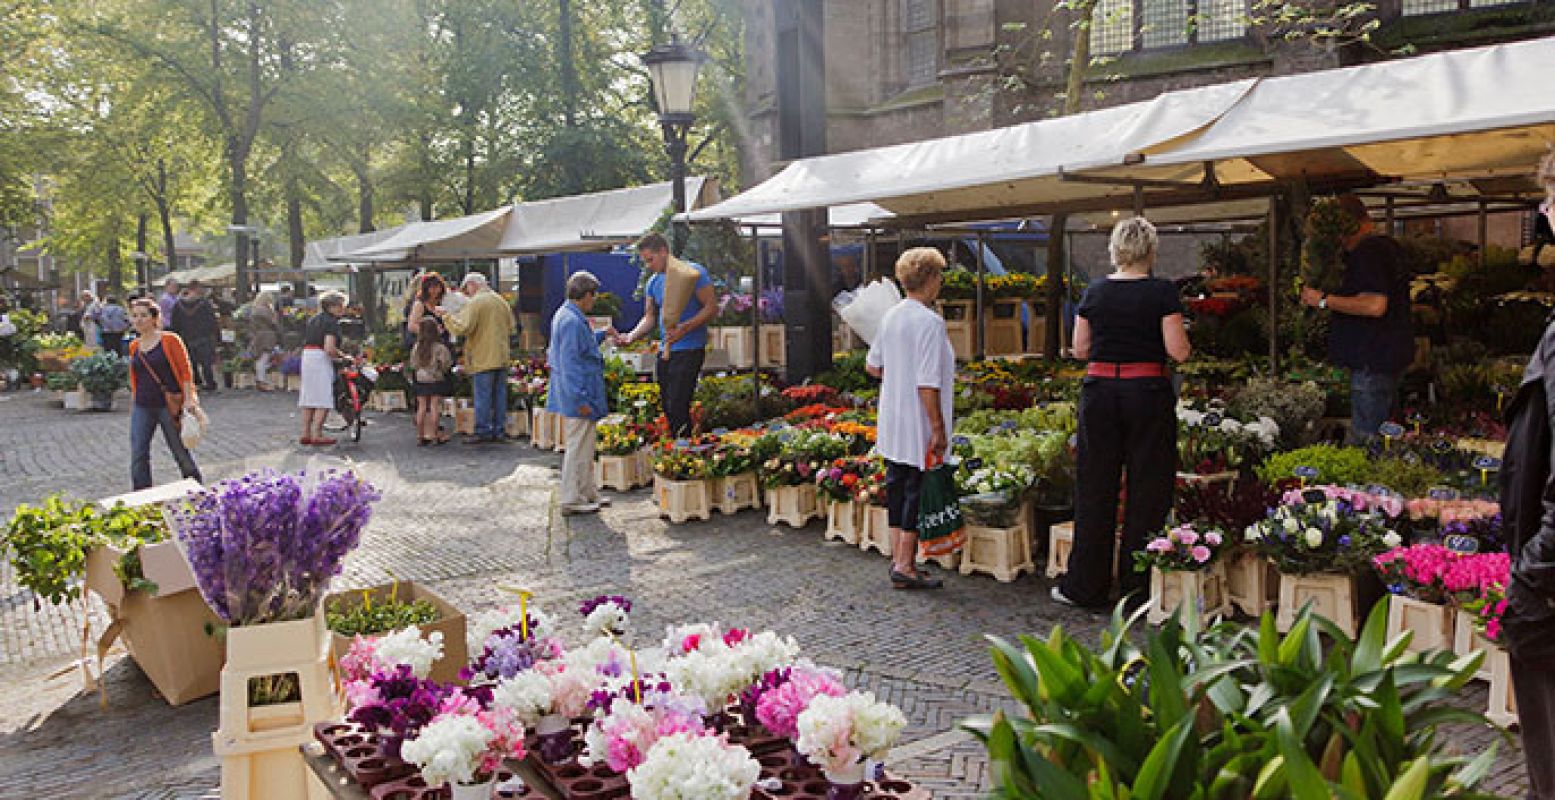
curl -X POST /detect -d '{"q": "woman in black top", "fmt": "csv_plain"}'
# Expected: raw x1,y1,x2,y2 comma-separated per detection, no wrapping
1055,217,1192,611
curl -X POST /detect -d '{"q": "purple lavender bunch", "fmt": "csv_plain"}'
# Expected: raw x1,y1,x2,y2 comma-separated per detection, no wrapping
171,468,381,625
758,289,784,323
578,594,632,617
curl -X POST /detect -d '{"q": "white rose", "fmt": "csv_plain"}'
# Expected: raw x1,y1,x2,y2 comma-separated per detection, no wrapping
1382,531,1402,549
1304,528,1324,548
1282,518,1299,533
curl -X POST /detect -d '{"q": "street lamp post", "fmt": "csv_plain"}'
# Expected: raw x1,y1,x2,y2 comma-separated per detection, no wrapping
641,39,706,255
130,251,149,298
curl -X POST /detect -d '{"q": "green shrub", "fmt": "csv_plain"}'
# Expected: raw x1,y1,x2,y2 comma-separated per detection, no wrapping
1231,376,1326,449
1369,456,1447,498
1257,444,1371,487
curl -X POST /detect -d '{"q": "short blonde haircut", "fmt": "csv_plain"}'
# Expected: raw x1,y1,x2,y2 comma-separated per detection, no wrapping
895,247,947,291
319,290,348,311
1109,216,1158,270
1539,148,1555,190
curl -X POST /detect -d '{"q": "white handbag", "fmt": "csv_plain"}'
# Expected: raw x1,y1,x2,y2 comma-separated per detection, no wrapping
180,405,208,449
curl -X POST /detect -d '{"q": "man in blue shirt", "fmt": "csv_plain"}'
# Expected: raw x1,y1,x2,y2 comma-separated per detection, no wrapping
620,233,716,437
548,271,613,515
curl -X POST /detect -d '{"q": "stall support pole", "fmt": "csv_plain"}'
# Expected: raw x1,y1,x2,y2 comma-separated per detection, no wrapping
864,230,875,282
1478,200,1488,272
750,225,763,424
975,231,986,361
1268,196,1280,371
1386,196,1397,237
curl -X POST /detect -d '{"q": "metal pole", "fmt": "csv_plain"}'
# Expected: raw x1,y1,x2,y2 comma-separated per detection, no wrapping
1477,200,1488,272
1268,196,1280,371
667,122,689,256
1133,186,1145,217
1385,195,1396,237
974,231,986,360
750,226,762,424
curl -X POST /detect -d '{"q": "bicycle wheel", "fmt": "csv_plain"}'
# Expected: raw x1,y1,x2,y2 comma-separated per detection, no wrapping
352,408,364,442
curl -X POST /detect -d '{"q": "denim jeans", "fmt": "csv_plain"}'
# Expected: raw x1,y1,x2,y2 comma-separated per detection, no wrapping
130,404,201,490
471,368,507,439
1349,368,1401,442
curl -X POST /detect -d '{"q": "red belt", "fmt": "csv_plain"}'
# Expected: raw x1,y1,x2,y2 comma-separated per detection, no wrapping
304,345,324,351
1087,362,1168,379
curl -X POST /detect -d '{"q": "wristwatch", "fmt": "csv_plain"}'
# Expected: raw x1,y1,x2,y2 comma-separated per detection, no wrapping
1318,293,1328,310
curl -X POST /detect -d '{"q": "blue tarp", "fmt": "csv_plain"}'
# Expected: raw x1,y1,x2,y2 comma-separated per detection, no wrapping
537,251,647,334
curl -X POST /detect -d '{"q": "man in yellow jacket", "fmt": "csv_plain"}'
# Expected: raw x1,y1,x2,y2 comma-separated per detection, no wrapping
444,272,514,443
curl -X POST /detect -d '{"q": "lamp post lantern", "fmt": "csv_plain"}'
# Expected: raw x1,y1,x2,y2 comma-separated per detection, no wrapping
641,39,706,254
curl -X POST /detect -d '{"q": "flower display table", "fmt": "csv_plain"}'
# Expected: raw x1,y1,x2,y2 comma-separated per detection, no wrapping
1276,572,1358,637
655,475,712,523
1384,595,1455,655
713,472,761,515
1225,550,1277,617
824,500,862,545
959,519,1034,583
859,505,892,556
1147,564,1230,625
1453,609,1495,682
766,484,820,528
368,390,407,413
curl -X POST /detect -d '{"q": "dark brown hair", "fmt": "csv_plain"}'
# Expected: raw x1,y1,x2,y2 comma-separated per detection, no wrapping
129,297,159,319
637,232,669,253
417,272,447,305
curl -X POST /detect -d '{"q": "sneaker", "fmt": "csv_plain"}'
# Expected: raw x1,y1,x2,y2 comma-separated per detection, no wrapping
593,496,613,508
1050,586,1079,607
560,502,601,516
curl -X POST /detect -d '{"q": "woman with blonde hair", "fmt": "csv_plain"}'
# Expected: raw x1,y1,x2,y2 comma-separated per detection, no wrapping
298,291,348,446
248,290,282,390
1055,216,1191,611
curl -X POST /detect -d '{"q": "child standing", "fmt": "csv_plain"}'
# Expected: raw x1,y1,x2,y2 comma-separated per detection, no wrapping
410,317,453,445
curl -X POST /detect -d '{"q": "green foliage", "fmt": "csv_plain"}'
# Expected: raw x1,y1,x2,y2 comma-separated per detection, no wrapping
45,371,79,390
814,350,874,395
1230,376,1327,450
0,307,46,373
326,588,440,638
69,350,127,394
2,497,166,607
592,292,623,321
965,604,1498,799
1368,457,1447,498
1257,444,1371,487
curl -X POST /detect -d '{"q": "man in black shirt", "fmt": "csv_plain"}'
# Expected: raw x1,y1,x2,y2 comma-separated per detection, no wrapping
170,280,222,393
1300,194,1413,441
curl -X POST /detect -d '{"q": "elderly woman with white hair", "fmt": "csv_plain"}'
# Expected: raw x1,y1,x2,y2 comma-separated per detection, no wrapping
548,271,614,514
1054,216,1191,611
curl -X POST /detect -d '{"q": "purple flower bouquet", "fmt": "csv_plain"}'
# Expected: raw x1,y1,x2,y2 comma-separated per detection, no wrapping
171,468,382,626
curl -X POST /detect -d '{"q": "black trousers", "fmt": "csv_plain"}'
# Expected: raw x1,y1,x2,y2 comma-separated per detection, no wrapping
1060,376,1177,608
188,338,218,389
1514,656,1555,800
656,348,705,437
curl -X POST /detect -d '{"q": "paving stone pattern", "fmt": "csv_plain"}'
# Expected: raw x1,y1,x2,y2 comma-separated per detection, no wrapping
0,389,1532,798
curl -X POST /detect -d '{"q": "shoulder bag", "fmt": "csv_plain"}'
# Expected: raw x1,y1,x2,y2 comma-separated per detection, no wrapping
135,344,186,431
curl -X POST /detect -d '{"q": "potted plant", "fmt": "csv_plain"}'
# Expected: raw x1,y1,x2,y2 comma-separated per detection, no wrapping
398,696,526,799
707,438,758,515
70,351,127,411
325,580,469,684
816,456,875,544
653,443,712,523
596,422,651,491
1135,522,1231,624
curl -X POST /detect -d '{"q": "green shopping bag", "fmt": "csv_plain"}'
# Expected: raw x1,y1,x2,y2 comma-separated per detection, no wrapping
917,458,966,558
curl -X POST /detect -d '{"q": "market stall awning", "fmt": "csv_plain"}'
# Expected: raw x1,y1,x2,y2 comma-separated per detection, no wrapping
497,178,716,254
683,78,1258,223
1075,35,1555,199
303,225,408,271
342,206,513,263
164,263,236,286
704,201,895,230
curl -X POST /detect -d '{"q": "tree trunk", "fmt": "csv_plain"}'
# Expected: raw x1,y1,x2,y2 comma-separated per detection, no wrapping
157,160,177,283
134,214,149,295
286,162,304,272
106,235,123,295
230,145,251,302
355,144,374,234
559,0,578,129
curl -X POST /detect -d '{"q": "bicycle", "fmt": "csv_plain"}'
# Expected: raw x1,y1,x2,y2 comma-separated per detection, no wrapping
323,356,377,443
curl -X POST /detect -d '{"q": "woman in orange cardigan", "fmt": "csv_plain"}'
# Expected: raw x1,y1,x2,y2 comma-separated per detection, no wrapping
127,298,203,489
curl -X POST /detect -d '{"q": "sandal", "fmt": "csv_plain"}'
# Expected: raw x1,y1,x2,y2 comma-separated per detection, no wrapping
418,438,430,446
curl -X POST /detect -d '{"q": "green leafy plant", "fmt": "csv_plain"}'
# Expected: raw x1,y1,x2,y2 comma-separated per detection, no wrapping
1368,456,1447,499
965,604,1499,799
326,584,440,638
45,371,79,391
1257,444,1371,488
2,497,166,606
1231,376,1327,449
70,351,128,395
591,291,623,321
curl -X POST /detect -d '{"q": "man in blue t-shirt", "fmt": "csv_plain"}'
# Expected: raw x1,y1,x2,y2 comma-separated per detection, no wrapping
1300,193,1414,441
620,233,716,436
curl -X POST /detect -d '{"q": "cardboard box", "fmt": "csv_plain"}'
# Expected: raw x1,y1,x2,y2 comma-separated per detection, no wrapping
84,479,224,705
324,581,468,685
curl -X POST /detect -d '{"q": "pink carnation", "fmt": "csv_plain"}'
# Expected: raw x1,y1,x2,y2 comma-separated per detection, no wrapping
757,669,846,739
1190,545,1212,563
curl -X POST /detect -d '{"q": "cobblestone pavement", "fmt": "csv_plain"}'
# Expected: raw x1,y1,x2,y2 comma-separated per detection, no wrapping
0,389,1532,798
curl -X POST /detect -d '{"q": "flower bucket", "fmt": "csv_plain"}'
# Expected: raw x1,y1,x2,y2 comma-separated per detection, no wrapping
959,517,1035,583
596,454,646,492
1452,609,1494,682
1486,645,1518,728
766,483,820,528
824,500,862,545
1225,550,1278,618
1148,564,1230,625
1276,572,1357,637
1384,594,1455,655
714,472,760,515
859,505,892,556
654,475,711,523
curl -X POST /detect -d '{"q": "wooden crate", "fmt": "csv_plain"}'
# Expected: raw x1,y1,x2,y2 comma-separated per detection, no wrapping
1225,550,1278,618
368,390,408,413
859,505,892,556
232,373,257,390
984,300,1024,356
959,520,1035,583
1453,609,1495,683
532,408,558,449
1385,594,1455,655
1486,645,1518,728
454,407,476,435
505,410,530,439
1276,572,1357,637
1046,521,1074,579
596,454,650,492
1148,564,1230,625
713,327,755,369
654,476,712,523
759,325,786,368
1025,304,1047,355
824,500,862,545
712,472,760,515
284,374,303,392
766,483,820,528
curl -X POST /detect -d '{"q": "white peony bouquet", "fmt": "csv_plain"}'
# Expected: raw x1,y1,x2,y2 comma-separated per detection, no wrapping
490,669,554,726
399,714,494,788
795,691,906,774
372,627,444,679
627,732,760,800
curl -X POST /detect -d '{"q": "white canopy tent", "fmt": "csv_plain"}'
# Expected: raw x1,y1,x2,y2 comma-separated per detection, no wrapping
687,36,1555,228
342,206,513,263
301,225,409,271
497,178,715,254
164,263,237,286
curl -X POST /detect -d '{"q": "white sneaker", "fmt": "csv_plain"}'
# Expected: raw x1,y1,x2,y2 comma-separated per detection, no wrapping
1050,586,1079,607
592,496,613,508
560,502,601,516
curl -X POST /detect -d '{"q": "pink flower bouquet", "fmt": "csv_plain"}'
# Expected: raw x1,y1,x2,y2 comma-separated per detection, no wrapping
755,667,847,739
1133,523,1226,573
